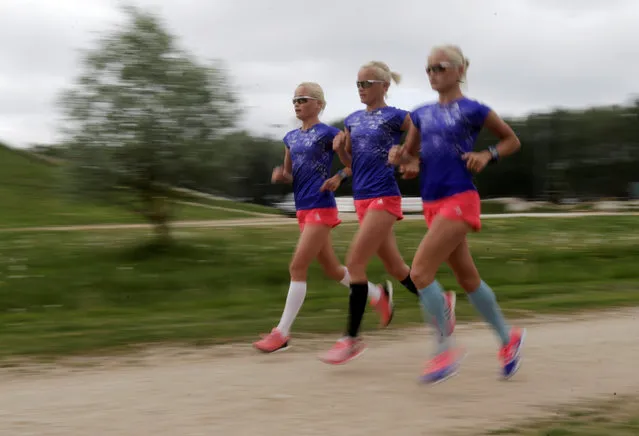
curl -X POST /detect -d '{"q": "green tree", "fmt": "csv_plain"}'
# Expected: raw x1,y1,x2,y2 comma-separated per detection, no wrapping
59,5,238,242
326,98,639,201
200,132,288,204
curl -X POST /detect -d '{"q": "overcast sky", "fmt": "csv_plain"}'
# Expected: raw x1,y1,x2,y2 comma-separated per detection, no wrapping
1,0,637,147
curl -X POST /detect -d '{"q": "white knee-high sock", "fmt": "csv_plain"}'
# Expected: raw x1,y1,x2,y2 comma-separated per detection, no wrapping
340,267,382,302
276,281,307,336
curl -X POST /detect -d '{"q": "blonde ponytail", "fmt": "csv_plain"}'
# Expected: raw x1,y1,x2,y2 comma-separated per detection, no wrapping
296,81,326,110
430,44,469,85
361,60,401,85
390,71,402,85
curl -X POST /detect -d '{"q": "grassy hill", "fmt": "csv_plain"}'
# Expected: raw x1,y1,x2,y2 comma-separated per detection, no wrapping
0,144,279,228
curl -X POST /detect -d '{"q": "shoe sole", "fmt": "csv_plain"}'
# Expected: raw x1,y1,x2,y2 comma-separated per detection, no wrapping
254,342,291,354
501,328,527,380
423,367,460,386
420,348,468,385
319,345,368,365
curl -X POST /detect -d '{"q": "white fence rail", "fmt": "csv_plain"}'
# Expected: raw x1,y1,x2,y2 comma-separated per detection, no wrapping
274,195,424,214
335,196,423,213
274,195,639,215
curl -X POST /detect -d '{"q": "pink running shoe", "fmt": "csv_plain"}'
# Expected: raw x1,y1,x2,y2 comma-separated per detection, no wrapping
370,280,394,328
253,328,290,353
499,327,526,379
318,337,367,365
420,346,466,384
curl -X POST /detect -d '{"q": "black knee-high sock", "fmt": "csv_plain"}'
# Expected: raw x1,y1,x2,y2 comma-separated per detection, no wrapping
346,283,368,338
400,273,419,296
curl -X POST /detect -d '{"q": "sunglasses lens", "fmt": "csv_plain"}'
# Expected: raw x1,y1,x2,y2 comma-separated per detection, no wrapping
357,81,372,89
293,98,308,104
427,64,447,74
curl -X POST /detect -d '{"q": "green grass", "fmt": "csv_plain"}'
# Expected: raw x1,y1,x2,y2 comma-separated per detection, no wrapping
189,196,281,215
486,396,639,435
480,199,639,214
0,215,638,359
0,144,273,227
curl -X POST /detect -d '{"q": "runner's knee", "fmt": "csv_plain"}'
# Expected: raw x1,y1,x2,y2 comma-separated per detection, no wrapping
410,266,436,290
383,260,410,281
321,263,345,281
456,274,481,293
289,258,309,281
345,258,367,279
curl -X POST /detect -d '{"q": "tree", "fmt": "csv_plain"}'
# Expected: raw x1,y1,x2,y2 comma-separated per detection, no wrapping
212,132,289,204
326,99,639,201
59,5,238,242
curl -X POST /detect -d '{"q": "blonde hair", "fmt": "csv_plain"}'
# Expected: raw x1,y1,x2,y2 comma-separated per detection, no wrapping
429,44,470,85
296,81,326,110
360,61,402,85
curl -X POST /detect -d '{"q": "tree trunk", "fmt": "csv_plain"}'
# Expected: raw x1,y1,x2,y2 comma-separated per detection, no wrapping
152,216,172,247
142,192,173,247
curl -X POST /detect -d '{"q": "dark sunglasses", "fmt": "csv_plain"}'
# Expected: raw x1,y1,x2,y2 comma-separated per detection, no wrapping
292,96,318,104
426,62,452,74
356,80,385,89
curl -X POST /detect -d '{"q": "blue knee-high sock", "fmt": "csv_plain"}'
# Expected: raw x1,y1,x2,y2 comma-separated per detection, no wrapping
418,281,450,339
467,280,510,345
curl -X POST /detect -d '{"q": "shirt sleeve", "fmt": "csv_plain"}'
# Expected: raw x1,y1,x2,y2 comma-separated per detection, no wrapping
466,100,492,128
343,113,353,132
389,108,409,132
409,108,422,130
322,126,340,151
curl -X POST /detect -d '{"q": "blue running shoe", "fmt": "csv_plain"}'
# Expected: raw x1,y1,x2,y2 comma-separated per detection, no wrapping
499,327,526,379
420,346,466,385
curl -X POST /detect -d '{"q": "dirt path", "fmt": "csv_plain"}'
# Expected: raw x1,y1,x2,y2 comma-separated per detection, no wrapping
174,200,277,218
0,308,637,435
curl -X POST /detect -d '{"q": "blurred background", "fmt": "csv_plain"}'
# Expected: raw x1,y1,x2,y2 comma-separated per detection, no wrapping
0,1,638,434
1,0,639,354
1,0,638,223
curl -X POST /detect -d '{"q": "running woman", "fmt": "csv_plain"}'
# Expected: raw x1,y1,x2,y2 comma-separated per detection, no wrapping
253,82,392,353
319,61,456,365
388,45,526,383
